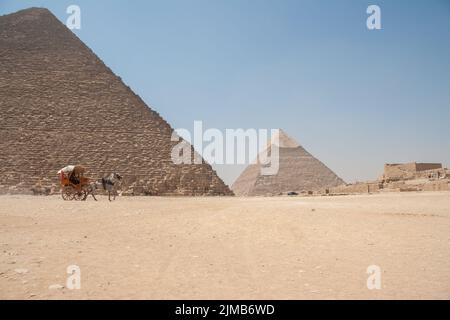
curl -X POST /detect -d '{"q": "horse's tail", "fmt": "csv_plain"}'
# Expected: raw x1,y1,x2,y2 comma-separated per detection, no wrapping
101,178,106,190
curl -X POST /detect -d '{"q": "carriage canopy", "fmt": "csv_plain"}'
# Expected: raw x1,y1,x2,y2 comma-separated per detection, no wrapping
57,165,74,175
57,165,86,176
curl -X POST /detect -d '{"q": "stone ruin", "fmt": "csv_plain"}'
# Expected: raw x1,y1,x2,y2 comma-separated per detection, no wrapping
382,163,444,182
328,162,450,195
0,8,232,196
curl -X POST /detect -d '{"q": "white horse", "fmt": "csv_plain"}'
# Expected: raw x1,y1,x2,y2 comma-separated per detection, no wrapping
101,173,122,201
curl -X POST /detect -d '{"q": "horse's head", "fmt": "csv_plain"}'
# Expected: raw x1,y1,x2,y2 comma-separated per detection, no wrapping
114,173,123,181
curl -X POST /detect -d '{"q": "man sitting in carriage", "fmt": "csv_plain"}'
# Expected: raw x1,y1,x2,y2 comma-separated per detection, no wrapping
57,165,82,185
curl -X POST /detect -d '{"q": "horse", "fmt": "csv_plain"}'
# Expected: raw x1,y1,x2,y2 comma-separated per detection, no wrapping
101,173,123,201
83,181,102,201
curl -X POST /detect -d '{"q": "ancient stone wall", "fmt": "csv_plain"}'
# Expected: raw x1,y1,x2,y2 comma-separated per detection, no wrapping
329,163,450,195
383,163,417,181
415,163,442,172
383,163,444,182
0,8,232,196
421,180,450,192
329,182,381,194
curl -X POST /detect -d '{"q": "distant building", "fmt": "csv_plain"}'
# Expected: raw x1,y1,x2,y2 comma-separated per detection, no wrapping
383,163,443,181
329,162,449,195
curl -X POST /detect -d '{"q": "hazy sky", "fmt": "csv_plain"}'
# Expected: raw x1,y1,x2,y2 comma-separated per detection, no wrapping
2,0,450,185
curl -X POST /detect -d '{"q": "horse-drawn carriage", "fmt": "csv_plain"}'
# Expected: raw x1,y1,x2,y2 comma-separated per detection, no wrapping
57,165,122,201
58,165,90,201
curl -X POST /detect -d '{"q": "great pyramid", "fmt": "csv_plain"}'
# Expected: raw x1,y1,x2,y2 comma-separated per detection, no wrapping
231,130,344,196
0,8,232,196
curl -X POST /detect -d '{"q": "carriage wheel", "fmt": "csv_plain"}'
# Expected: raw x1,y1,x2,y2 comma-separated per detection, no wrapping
73,190,87,201
61,186,75,201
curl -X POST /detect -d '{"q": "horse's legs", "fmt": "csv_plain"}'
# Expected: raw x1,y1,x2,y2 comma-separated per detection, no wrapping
108,191,111,201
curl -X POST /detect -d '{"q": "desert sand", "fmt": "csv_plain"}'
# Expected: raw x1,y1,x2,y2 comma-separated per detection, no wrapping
1,192,449,300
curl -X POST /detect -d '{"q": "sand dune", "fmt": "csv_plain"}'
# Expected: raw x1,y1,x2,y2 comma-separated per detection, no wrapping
1,192,449,299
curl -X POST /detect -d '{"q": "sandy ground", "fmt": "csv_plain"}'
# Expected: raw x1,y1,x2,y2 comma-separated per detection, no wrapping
0,192,449,300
